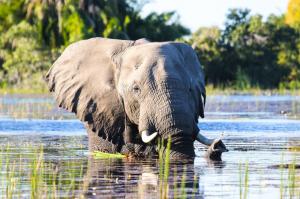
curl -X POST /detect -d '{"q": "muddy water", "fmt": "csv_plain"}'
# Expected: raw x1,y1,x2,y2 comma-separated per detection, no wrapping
0,94,299,198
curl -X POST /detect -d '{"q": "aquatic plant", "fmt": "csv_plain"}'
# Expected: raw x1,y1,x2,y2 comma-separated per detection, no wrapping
0,144,86,198
93,151,126,159
0,139,299,198
158,136,197,199
239,161,249,199
280,154,300,199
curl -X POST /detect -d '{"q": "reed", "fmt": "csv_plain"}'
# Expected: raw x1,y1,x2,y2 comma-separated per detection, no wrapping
239,161,249,199
158,136,195,199
279,154,299,199
0,144,86,198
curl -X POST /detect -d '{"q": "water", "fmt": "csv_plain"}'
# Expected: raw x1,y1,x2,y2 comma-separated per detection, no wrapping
0,94,299,198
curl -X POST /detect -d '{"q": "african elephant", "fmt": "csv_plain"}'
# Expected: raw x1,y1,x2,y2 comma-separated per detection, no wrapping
45,37,227,159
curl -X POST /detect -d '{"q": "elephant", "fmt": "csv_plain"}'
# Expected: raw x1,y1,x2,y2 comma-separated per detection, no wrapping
45,37,228,160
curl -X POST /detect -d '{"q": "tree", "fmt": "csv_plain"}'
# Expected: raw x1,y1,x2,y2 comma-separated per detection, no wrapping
0,0,190,89
0,21,55,88
190,27,225,85
189,9,299,89
286,0,300,29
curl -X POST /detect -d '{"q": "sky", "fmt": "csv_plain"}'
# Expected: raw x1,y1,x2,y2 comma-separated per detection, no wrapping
141,0,290,32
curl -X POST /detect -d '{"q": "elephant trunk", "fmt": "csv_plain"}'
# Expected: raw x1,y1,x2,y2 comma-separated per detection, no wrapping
154,104,195,159
139,80,195,158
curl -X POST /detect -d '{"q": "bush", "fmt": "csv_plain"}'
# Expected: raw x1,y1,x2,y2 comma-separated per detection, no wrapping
0,21,57,89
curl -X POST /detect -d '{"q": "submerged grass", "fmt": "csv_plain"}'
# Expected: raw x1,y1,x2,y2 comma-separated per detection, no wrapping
158,136,198,199
92,151,126,159
279,155,300,199
0,140,299,198
238,156,300,199
0,144,86,198
239,161,249,199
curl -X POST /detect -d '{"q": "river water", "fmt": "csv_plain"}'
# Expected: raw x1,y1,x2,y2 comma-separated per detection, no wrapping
0,94,299,198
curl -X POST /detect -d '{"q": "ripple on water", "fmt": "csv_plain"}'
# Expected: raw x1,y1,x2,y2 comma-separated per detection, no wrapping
0,94,299,198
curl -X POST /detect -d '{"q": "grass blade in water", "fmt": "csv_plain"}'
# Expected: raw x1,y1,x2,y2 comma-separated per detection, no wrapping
93,151,126,159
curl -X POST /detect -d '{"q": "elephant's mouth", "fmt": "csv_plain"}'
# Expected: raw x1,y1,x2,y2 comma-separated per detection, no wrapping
140,129,211,145
139,129,228,160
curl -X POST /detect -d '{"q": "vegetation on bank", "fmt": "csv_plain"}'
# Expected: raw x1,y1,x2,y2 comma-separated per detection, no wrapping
0,0,299,93
188,6,300,91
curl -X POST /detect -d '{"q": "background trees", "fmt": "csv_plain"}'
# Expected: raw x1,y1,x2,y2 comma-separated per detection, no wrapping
190,8,300,90
286,0,300,29
0,0,299,91
0,0,189,90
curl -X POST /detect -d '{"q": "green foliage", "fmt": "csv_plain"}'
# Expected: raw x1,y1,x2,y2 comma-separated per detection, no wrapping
190,9,300,89
0,21,56,89
235,68,251,90
93,151,126,159
1,1,299,91
286,0,300,29
0,0,189,90
0,0,26,32
127,11,190,41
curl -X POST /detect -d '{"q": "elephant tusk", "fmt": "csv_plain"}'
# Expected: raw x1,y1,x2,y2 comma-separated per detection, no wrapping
196,132,214,146
141,130,158,143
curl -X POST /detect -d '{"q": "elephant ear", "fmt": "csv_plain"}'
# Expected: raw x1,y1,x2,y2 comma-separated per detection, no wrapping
45,38,135,143
172,42,206,118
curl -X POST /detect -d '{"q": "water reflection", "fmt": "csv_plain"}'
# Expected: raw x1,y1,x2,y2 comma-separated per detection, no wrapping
0,94,299,198
82,158,202,198
0,125,299,198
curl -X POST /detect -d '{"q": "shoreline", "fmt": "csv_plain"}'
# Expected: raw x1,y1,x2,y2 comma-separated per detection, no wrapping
1,87,299,96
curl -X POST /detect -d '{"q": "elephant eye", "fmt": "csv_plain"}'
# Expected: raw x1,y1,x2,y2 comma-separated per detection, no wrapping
132,84,140,94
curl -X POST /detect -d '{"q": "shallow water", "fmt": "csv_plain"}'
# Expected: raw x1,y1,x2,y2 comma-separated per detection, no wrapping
0,94,299,198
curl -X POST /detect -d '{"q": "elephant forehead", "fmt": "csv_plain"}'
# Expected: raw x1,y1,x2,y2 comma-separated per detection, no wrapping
122,45,161,66
121,44,182,73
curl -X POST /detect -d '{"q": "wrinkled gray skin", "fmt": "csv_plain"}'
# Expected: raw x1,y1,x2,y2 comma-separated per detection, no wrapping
45,38,227,160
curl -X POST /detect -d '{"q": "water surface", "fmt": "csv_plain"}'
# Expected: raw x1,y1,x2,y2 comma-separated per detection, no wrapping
0,94,299,198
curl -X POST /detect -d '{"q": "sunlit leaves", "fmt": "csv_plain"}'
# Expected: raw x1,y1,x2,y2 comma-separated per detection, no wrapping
190,9,300,89
0,0,189,89
286,0,300,29
0,21,54,87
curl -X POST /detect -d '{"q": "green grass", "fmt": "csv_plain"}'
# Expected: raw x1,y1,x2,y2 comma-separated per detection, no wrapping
238,157,299,199
0,83,48,95
1,83,300,96
0,142,299,198
279,154,300,199
158,136,196,199
205,84,300,96
0,145,86,198
0,140,197,198
239,161,249,199
93,151,126,159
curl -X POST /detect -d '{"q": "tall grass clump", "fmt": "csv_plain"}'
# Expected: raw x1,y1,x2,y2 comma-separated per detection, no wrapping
280,154,300,199
0,144,86,198
158,136,171,198
239,161,249,199
158,136,197,199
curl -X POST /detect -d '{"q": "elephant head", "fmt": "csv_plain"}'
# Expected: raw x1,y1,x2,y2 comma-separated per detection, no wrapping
45,38,227,159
